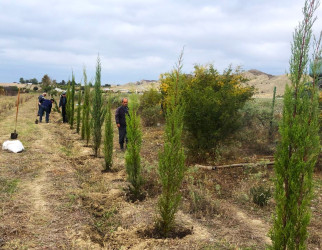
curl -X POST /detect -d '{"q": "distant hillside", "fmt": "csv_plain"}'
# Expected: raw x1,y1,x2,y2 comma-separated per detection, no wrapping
242,70,290,98
110,70,291,97
1,70,292,98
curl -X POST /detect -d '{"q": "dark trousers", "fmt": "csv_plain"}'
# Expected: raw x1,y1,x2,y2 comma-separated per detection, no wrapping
118,126,127,149
61,106,67,123
39,106,50,123
38,105,41,116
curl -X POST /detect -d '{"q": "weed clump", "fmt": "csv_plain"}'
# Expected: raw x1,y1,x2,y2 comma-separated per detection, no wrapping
250,185,272,207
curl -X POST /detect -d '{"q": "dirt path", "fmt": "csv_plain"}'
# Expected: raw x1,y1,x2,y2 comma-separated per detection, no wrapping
0,96,93,249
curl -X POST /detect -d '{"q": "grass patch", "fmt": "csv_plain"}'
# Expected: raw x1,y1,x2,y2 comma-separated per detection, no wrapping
0,177,19,199
93,207,119,234
60,146,72,156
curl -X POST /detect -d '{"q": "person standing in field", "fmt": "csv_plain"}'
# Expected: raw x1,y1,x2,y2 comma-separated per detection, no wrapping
59,91,68,123
39,98,54,123
38,92,47,116
115,98,129,150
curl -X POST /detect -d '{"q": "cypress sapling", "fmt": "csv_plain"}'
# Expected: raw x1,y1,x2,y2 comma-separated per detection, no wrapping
125,94,143,200
103,96,114,171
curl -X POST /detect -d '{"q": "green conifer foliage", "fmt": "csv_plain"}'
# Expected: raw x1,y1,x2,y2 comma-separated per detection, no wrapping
125,95,143,199
91,56,105,157
270,1,321,249
81,68,87,140
70,73,76,129
76,90,82,134
157,52,186,237
103,96,114,171
85,83,91,146
66,80,71,122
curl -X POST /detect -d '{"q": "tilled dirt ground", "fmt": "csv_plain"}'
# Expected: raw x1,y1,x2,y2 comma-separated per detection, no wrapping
0,95,321,249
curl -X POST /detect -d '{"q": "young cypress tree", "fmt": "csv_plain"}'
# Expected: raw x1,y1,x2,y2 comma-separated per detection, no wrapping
66,80,71,122
91,56,105,157
76,90,82,134
81,68,87,140
270,1,321,249
85,82,91,146
103,96,114,171
157,52,186,237
70,73,76,129
125,94,143,199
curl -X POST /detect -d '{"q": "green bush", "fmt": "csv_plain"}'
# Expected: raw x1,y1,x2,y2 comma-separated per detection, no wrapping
109,93,129,109
141,104,163,126
140,88,161,109
182,64,254,160
139,89,163,126
250,185,271,207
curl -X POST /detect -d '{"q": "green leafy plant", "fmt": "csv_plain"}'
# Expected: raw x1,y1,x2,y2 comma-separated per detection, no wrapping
182,64,254,161
250,185,272,207
140,88,163,126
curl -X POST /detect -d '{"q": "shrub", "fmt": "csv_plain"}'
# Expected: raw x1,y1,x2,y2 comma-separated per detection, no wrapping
141,105,163,126
140,88,162,109
140,88,163,126
182,64,254,160
250,185,271,207
109,93,130,109
0,86,5,95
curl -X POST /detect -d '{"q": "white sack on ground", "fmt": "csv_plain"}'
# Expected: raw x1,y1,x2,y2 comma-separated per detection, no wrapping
2,140,24,153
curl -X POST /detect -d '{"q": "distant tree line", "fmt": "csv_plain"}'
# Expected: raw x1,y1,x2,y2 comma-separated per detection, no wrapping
18,77,67,85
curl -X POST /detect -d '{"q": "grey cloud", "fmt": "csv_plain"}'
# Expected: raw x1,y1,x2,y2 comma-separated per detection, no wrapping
0,0,321,83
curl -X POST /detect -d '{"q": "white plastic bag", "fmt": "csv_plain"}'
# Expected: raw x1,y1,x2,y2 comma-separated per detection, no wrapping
2,140,24,153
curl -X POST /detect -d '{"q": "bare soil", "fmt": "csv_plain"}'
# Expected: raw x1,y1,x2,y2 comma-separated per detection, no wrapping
0,95,321,249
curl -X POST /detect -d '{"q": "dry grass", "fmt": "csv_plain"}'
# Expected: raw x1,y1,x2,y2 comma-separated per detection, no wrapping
0,95,321,249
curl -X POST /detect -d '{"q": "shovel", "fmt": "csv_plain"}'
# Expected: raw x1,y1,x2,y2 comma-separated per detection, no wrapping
10,88,20,139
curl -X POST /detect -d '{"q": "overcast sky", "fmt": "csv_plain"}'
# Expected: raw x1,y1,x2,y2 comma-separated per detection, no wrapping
0,0,321,85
